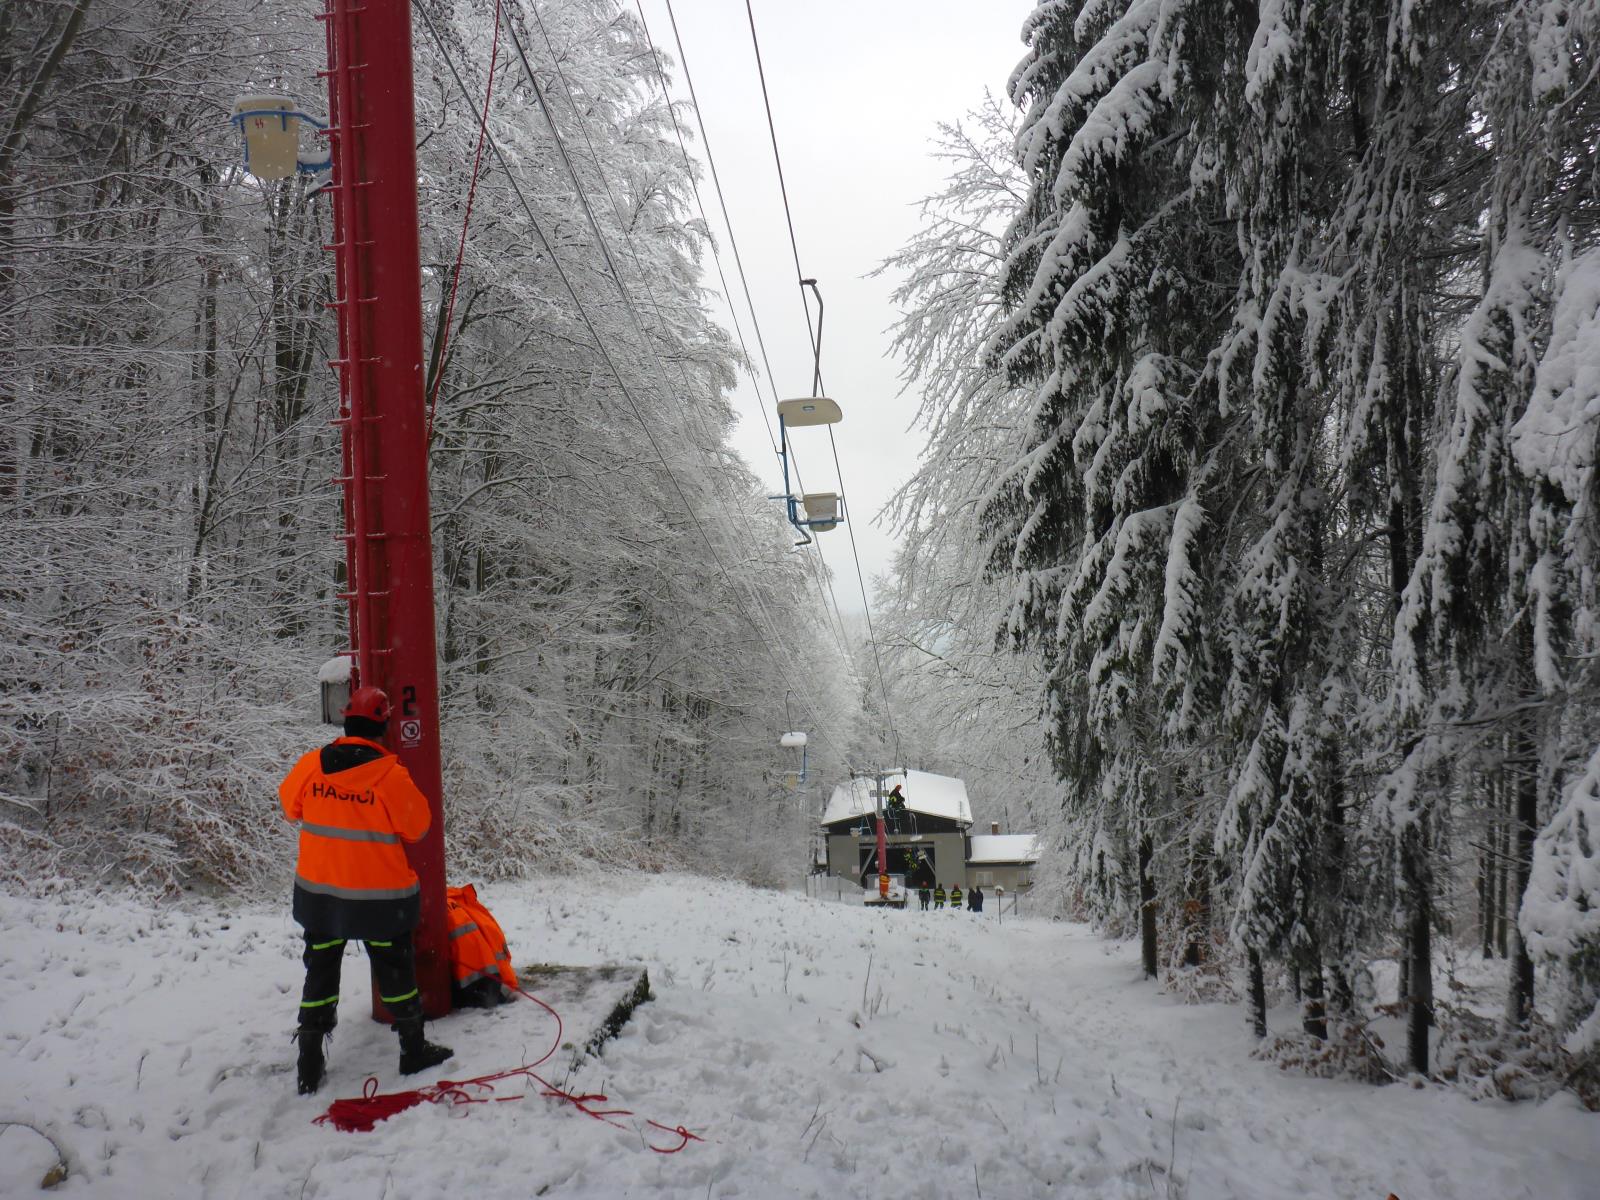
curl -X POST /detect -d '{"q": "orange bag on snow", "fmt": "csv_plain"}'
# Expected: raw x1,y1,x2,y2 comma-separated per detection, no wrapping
446,883,517,990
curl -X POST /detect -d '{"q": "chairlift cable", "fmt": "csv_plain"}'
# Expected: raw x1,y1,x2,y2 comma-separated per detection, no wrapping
741,0,823,372
652,1,781,460
424,0,500,446
644,0,854,666
830,422,901,767
524,3,851,747
656,0,856,667
741,0,903,767
414,0,839,761
519,5,842,755
497,5,847,758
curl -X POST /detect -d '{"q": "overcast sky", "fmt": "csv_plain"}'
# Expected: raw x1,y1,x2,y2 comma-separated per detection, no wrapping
634,0,1031,614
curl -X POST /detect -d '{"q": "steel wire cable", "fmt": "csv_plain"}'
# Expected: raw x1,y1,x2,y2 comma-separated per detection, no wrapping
531,4,855,687
641,0,854,666
510,7,844,761
413,0,840,764
739,0,903,767
521,2,851,758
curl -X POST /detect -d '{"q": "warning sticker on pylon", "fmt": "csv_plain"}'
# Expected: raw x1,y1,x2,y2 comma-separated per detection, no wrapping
399,718,423,746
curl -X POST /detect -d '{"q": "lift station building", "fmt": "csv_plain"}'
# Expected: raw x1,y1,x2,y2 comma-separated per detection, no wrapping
820,769,1038,894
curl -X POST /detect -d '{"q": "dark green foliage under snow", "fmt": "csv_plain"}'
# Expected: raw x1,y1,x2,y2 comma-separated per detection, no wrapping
880,0,1600,1095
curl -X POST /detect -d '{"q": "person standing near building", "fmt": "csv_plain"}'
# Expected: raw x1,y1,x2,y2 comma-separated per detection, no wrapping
969,886,984,913
933,884,946,909
950,884,963,911
918,885,931,911
279,686,453,1095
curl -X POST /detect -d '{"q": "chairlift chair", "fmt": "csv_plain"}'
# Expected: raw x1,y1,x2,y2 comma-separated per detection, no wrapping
769,398,846,545
230,95,332,183
779,730,808,787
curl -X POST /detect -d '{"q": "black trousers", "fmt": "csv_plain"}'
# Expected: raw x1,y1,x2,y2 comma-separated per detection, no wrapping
298,933,423,1031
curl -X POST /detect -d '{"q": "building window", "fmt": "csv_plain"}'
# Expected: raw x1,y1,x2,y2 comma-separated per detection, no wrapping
974,870,994,887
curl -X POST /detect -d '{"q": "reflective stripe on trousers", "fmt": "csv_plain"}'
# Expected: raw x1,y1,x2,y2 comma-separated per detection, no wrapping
297,933,423,1029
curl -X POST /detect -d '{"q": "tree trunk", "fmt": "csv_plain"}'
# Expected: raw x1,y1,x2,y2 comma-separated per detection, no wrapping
1387,314,1430,1076
1479,783,1495,961
1507,725,1539,1026
1182,844,1209,967
1301,943,1327,1040
1324,764,1353,1018
1495,768,1510,957
1247,949,1267,1039
1404,820,1433,1074
1138,833,1158,980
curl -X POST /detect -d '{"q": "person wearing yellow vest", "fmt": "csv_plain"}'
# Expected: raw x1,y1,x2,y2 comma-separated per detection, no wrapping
950,884,963,910
279,685,453,1095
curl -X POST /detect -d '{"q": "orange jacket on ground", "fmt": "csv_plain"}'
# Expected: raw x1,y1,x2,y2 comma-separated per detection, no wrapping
446,883,516,990
279,737,430,940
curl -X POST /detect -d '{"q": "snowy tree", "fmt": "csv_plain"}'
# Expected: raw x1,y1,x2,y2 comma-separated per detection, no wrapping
983,0,1252,980
0,0,859,890
872,97,1061,885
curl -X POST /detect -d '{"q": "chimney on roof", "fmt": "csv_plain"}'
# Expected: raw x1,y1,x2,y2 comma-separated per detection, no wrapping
991,821,1000,835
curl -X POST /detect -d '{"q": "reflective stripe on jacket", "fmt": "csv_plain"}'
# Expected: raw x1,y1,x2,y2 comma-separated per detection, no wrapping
446,883,517,989
280,738,429,910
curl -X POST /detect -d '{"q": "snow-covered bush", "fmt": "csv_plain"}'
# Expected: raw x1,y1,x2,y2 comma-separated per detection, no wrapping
1252,1023,1396,1087
1434,1005,1600,1110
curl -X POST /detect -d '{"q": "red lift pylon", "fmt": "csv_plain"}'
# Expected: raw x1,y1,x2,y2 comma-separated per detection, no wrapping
320,0,451,1019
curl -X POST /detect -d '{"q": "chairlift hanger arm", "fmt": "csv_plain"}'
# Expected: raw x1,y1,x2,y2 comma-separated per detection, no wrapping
801,278,823,397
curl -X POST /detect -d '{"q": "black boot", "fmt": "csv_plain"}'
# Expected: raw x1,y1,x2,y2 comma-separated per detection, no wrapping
296,1029,330,1095
396,1019,453,1076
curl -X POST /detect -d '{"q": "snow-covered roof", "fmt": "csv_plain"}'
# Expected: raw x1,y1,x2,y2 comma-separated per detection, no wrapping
821,769,972,828
966,834,1041,864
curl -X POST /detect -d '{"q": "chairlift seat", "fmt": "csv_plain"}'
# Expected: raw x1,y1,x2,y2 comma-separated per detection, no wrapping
777,397,842,427
801,493,840,531
231,95,301,180
231,95,331,182
779,731,808,748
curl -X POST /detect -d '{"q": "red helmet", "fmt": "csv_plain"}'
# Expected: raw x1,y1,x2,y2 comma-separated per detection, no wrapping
342,685,391,723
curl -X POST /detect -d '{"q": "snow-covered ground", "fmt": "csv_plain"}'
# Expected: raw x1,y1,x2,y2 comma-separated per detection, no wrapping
3,874,1595,1199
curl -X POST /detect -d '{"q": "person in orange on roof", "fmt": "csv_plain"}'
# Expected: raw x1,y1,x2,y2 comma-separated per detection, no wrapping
279,685,452,1095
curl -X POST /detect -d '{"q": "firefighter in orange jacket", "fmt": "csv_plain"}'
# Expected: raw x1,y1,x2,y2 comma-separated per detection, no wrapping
279,685,453,1095
447,884,517,1007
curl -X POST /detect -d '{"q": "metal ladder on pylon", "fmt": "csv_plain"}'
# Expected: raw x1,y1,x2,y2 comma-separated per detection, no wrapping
319,0,387,687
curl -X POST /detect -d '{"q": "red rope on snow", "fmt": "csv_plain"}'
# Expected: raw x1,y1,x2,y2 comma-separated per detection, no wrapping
507,982,563,1066
312,981,702,1152
644,1120,706,1154
425,0,501,444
